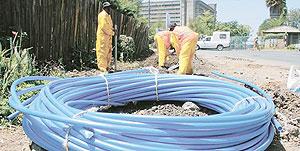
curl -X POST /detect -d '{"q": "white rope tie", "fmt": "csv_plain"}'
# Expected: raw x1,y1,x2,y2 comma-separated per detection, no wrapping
147,67,160,101
232,96,267,111
63,108,98,151
99,74,110,103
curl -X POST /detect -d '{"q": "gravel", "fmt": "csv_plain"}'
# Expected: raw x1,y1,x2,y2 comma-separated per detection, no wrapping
99,101,217,117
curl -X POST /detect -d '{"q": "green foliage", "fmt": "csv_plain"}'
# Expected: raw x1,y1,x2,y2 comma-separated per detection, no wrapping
117,35,136,61
190,11,215,36
266,0,276,6
149,21,165,44
0,33,37,119
258,17,285,35
263,33,285,39
99,0,141,17
288,9,300,29
189,11,250,36
38,60,67,77
117,0,140,15
136,16,148,26
265,0,287,17
281,0,288,19
287,44,298,50
215,21,251,36
116,0,149,26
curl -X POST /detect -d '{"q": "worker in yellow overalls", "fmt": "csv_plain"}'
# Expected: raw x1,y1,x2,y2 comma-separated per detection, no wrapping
170,25,198,75
154,31,171,68
96,2,115,73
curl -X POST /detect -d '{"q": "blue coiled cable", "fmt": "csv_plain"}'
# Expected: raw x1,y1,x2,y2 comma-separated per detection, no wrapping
8,68,281,151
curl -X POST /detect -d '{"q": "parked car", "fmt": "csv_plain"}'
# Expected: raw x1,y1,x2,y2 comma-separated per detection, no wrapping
197,32,230,51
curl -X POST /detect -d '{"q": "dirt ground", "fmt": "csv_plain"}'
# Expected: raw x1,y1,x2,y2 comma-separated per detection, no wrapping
0,51,299,151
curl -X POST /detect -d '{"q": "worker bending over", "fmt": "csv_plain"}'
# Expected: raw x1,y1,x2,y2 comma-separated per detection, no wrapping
96,2,115,73
170,25,198,75
154,31,171,68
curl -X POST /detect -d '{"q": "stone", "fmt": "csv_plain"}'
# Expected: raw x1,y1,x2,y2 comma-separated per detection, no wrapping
182,102,200,111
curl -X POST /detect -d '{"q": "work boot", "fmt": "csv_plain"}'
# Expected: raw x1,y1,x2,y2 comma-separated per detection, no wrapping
158,66,168,70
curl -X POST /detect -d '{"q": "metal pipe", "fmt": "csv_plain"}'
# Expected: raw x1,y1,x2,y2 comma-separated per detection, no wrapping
148,0,150,26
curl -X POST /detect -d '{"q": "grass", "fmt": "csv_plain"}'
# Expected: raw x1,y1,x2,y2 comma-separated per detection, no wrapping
0,32,37,124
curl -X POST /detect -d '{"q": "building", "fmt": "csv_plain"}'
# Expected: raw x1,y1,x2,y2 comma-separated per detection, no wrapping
184,0,216,25
262,26,300,48
140,0,182,26
140,0,216,27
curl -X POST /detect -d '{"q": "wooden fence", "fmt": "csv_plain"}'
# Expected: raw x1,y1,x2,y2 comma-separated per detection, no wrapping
1,0,149,67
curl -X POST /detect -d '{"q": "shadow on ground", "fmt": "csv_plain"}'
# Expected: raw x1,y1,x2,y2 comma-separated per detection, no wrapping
267,133,286,151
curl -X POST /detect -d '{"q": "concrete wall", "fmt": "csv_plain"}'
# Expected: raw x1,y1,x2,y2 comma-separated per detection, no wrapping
264,39,285,49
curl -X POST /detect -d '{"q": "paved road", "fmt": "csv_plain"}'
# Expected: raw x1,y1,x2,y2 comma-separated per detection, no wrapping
197,49,300,67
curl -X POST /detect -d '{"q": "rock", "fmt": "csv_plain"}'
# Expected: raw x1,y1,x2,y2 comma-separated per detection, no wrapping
97,105,111,111
151,106,158,110
182,102,200,111
290,128,300,137
288,119,299,126
280,131,289,140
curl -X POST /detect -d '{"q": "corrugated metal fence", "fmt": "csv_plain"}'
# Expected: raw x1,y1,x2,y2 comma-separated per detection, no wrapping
0,0,149,67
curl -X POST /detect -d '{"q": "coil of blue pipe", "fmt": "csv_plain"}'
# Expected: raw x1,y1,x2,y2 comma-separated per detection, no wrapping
8,67,282,151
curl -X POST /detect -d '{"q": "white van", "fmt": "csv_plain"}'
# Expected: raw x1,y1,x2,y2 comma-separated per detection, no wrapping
197,32,231,51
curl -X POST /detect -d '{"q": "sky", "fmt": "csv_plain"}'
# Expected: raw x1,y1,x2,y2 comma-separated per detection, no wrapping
201,0,300,32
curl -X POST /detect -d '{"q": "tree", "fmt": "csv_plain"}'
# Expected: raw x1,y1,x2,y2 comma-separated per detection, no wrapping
118,0,141,15
149,21,165,42
288,9,300,29
258,18,285,35
266,0,282,7
258,0,287,34
189,11,250,36
265,0,287,18
99,0,141,16
215,21,251,36
189,11,215,36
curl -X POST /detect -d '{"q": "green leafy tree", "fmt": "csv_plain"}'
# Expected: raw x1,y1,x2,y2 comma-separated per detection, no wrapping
258,0,287,34
149,21,165,42
258,18,285,34
288,9,300,29
189,11,215,35
266,0,282,7
118,0,141,15
190,11,250,36
265,0,287,18
99,0,141,16
215,21,251,36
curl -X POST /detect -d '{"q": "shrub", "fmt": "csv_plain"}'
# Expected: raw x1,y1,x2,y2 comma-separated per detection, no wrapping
117,35,136,62
287,44,297,50
0,33,37,119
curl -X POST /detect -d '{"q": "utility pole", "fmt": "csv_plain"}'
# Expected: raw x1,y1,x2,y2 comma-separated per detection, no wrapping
148,0,150,26
166,13,170,29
